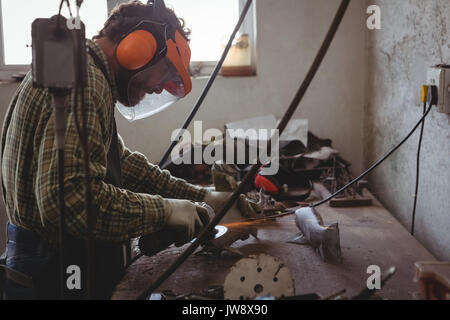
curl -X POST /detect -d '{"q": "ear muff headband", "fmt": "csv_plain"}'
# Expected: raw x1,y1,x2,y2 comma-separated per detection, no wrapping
116,29,158,70
116,24,192,96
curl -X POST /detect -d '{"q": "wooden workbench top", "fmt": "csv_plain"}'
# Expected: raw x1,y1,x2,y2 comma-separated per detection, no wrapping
112,184,435,300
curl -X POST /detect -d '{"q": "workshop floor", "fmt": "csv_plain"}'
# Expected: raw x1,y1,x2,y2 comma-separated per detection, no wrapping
112,184,435,300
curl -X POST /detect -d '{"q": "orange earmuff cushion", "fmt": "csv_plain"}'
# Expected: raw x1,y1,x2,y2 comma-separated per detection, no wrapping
116,30,157,70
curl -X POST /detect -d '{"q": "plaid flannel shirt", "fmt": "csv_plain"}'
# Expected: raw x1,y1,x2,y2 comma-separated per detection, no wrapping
0,39,207,245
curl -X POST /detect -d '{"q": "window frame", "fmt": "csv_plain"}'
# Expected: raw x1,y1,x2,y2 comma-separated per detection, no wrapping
0,0,257,80
0,0,112,80
189,0,257,77
0,0,31,80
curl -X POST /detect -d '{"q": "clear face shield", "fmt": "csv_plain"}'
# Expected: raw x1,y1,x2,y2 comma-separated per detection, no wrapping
116,28,192,122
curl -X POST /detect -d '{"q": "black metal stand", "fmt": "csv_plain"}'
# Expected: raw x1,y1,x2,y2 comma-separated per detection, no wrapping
50,89,71,299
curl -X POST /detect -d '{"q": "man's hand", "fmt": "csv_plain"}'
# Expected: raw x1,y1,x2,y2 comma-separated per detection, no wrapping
165,199,211,247
204,191,262,225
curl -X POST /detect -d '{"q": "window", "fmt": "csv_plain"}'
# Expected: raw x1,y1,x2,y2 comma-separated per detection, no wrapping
0,0,108,79
0,0,256,80
167,0,256,76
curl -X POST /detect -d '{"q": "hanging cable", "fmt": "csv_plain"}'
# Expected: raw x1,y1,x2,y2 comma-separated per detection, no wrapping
225,99,435,225
136,0,351,300
312,85,438,209
53,0,75,300
68,0,95,299
410,101,426,235
51,90,70,299
158,0,254,168
410,84,435,235
57,0,73,32
312,103,433,208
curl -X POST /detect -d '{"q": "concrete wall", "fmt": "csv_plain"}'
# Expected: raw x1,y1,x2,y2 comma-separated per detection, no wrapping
365,0,450,260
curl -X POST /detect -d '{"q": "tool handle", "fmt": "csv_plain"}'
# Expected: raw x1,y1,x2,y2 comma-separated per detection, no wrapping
138,231,175,257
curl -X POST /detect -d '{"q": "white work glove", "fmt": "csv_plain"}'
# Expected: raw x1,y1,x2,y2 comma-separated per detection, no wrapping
164,199,211,247
204,191,262,225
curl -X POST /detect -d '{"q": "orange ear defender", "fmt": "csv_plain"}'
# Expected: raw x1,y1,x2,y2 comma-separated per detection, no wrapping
116,29,158,70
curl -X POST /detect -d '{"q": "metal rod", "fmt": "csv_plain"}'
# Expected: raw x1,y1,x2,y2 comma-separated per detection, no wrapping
73,25,94,299
158,0,254,168
136,0,351,300
52,91,70,299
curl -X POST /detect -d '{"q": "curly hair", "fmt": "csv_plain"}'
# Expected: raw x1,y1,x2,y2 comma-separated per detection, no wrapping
93,0,191,43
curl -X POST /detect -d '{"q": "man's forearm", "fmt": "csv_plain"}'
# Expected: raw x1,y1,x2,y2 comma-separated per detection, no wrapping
119,139,208,201
39,177,172,243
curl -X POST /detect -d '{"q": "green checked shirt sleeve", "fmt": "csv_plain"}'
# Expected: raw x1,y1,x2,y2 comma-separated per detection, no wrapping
0,40,207,245
118,134,208,201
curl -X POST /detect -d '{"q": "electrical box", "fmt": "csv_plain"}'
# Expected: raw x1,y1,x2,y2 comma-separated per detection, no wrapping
32,15,86,90
427,65,450,114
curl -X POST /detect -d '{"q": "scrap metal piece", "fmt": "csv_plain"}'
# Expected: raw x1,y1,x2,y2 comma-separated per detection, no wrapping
320,156,372,208
288,207,343,264
223,254,294,300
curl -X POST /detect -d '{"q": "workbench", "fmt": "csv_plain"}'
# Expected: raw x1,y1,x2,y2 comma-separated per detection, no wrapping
112,184,436,300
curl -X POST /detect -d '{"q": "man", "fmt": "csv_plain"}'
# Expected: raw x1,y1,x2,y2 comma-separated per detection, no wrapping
0,0,251,299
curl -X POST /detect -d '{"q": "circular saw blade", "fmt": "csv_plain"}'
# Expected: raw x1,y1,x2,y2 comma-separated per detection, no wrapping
224,254,294,300
213,225,228,239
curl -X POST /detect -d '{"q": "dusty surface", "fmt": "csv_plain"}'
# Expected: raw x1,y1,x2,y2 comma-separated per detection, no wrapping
113,186,435,300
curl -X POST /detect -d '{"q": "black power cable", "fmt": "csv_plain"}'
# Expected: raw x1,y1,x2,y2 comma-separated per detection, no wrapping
411,101,427,235
67,0,94,299
50,90,71,299
158,0,254,168
312,103,433,208
136,0,351,300
74,43,95,300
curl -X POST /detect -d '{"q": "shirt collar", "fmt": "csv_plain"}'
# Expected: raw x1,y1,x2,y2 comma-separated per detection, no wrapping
87,39,119,102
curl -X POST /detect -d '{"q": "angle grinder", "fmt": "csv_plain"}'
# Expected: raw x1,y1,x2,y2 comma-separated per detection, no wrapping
138,203,228,257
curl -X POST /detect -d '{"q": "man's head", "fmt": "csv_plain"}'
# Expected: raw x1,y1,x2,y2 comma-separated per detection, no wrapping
94,0,192,108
